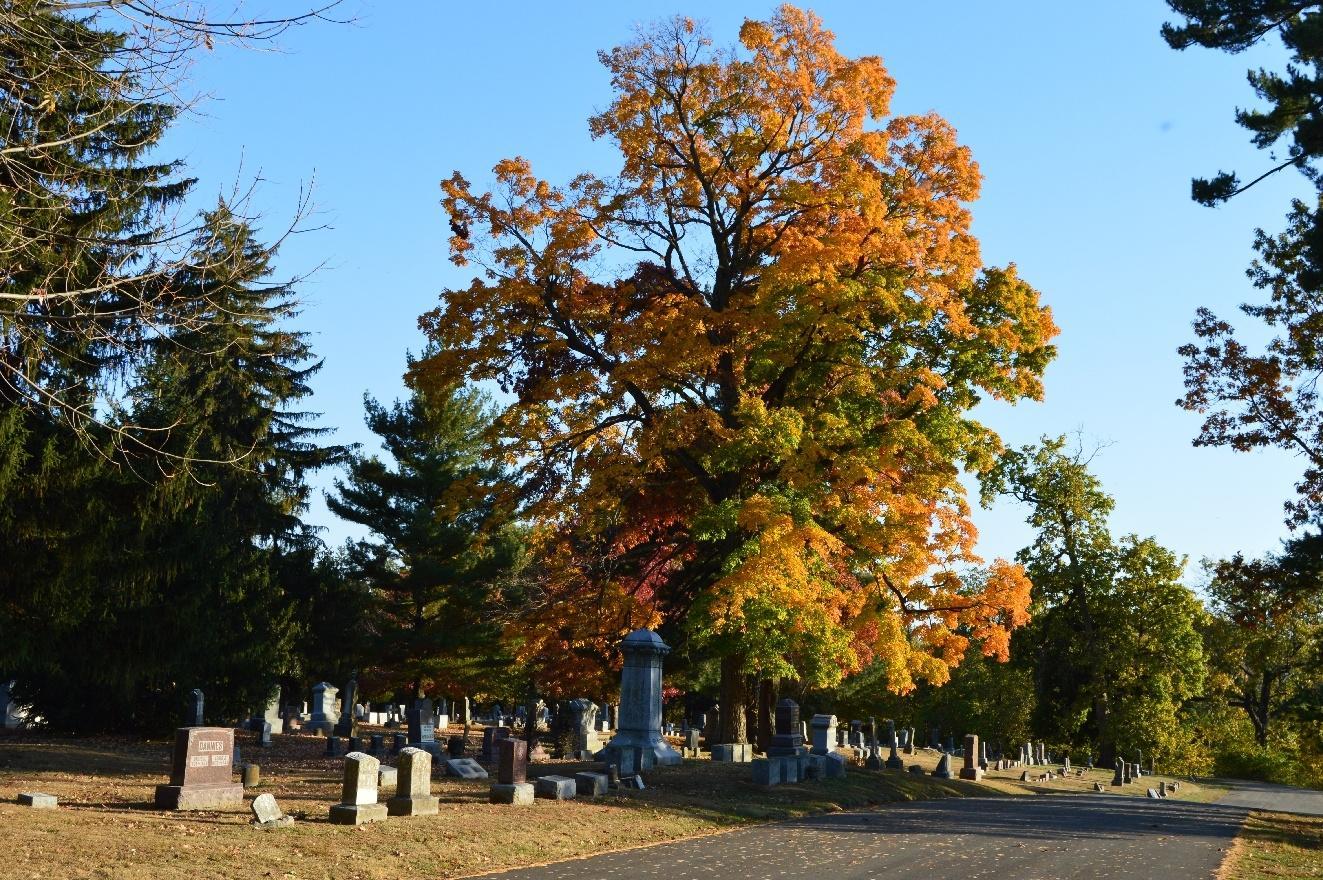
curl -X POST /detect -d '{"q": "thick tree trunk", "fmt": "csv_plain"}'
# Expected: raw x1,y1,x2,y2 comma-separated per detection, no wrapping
719,654,749,744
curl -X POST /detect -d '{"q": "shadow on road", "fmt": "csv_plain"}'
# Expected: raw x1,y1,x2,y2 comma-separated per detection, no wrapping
782,794,1247,842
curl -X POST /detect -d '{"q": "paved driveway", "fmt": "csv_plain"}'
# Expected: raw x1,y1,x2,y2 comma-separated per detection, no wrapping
1215,778,1323,816
478,794,1246,880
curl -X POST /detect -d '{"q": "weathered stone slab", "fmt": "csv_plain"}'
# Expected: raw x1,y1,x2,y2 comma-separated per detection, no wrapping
378,765,397,790
574,771,609,797
1094,782,1106,792
534,775,577,800
490,782,535,805
445,757,488,779
825,752,847,778
710,743,754,762
17,792,56,809
1146,787,1160,799
249,793,293,829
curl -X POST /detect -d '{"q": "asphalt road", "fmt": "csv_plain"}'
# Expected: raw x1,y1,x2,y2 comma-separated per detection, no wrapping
480,794,1248,880
1215,778,1323,816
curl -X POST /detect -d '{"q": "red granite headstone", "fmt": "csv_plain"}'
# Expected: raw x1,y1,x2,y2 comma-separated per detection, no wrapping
497,738,527,785
154,727,244,810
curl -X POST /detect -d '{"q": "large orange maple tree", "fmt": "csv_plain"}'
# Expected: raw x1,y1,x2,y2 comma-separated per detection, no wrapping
413,6,1056,742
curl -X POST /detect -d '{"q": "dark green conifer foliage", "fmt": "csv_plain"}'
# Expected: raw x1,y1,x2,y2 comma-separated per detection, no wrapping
0,1,192,416
7,204,343,731
0,2,194,726
328,380,524,700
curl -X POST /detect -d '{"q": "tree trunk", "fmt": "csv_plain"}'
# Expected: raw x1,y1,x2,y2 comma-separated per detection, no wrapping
719,654,749,744
757,677,775,752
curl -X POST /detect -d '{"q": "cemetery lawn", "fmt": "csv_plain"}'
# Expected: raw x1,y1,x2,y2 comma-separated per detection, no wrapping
0,729,1217,880
1218,810,1323,879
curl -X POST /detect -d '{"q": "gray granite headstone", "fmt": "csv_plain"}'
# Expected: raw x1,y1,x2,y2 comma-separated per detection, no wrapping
328,752,387,825
931,752,953,779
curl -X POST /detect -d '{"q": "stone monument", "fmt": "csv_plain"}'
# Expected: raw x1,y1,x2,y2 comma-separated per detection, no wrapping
959,734,983,781
600,629,682,767
154,727,243,810
307,682,339,734
809,714,837,756
333,675,358,737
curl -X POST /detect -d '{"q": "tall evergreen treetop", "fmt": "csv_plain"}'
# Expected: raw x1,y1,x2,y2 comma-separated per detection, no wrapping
328,379,524,699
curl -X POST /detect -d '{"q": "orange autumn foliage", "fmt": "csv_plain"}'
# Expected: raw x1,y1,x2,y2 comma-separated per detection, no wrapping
414,6,1056,696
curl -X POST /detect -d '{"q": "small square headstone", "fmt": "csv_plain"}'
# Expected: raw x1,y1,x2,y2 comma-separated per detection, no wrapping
17,792,56,809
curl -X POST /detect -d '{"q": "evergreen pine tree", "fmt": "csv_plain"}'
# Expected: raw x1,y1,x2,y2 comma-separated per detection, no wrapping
12,203,344,731
328,379,524,700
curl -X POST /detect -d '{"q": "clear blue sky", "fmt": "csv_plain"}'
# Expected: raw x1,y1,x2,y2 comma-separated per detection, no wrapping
162,1,1307,577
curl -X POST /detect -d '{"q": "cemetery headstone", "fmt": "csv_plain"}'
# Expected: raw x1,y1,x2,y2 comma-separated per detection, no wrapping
849,719,863,748
186,689,204,727
0,680,20,730
17,792,56,809
387,747,440,816
752,757,781,786
328,752,388,825
959,734,983,781
768,699,806,757
979,739,990,770
534,775,577,800
599,629,682,767
259,687,283,735
480,726,512,763
154,727,243,810
444,757,488,779
885,720,904,770
368,734,384,757
809,714,837,756
567,697,602,758
336,674,362,735
325,735,340,757
250,792,293,829
308,682,339,734
931,752,953,779
447,734,466,757
1111,763,1125,786
905,726,916,756
574,771,610,797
